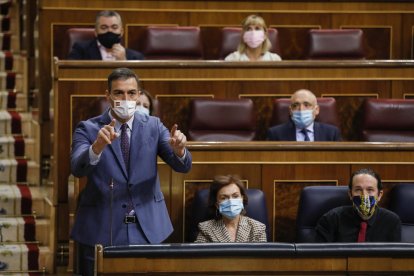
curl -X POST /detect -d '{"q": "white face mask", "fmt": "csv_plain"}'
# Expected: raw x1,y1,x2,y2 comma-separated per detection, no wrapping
136,105,150,116
112,100,136,120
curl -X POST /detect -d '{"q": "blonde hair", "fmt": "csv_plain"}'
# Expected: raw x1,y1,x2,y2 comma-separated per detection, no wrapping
237,15,272,55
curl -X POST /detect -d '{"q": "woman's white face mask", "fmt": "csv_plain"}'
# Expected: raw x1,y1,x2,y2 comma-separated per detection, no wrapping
112,100,136,120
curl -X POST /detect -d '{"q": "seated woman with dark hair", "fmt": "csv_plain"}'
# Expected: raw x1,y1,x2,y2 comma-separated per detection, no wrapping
195,175,267,242
136,89,155,116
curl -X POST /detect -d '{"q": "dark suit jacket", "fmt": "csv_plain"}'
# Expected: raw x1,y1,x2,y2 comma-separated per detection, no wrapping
315,206,401,242
70,110,192,246
67,39,144,60
267,120,341,141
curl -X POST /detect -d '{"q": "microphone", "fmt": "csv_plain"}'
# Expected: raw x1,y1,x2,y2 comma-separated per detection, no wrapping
109,179,114,246
0,223,3,243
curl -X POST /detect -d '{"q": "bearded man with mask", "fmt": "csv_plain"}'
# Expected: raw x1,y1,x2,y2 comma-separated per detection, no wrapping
315,168,401,242
70,68,191,275
68,10,144,60
267,89,341,141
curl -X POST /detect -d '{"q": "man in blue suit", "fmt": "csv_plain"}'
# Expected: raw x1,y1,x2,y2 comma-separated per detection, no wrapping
68,10,144,60
267,89,341,141
71,68,191,275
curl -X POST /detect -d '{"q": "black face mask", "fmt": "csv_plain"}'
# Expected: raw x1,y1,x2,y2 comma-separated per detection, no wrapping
97,32,121,49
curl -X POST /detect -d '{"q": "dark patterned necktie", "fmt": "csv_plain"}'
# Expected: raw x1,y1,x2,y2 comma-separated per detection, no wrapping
120,124,130,168
357,221,367,242
301,128,310,141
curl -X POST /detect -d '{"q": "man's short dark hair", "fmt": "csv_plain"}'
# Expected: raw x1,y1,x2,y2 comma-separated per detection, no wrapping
95,10,122,28
348,168,383,191
107,68,140,92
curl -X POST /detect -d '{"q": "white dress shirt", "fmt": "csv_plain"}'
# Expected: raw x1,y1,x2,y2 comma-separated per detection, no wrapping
295,122,315,141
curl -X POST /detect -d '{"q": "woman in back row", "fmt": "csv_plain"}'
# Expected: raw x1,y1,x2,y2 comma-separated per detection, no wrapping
225,14,282,61
136,89,155,116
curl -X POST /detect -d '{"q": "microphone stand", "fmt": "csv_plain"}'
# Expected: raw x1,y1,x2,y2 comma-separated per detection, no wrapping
109,179,114,246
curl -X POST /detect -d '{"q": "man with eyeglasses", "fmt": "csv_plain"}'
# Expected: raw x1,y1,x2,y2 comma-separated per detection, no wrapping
267,89,341,141
70,68,191,275
68,10,144,60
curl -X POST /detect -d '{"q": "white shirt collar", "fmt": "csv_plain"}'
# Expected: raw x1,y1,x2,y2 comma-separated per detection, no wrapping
295,122,314,133
108,109,134,132
96,40,116,61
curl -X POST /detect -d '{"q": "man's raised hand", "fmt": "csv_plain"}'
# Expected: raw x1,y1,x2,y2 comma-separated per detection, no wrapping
169,124,187,157
92,119,118,154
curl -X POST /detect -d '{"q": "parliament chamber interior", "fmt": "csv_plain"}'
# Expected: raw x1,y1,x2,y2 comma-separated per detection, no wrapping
0,0,414,274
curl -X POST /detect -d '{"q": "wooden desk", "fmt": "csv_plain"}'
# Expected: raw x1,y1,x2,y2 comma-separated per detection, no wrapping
95,243,414,275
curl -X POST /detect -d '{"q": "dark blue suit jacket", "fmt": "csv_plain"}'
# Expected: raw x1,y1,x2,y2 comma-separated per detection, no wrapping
267,121,341,141
67,39,144,60
70,110,192,246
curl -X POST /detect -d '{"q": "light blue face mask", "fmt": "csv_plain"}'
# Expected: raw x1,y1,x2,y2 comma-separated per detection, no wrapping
218,198,244,219
136,105,150,116
291,109,314,129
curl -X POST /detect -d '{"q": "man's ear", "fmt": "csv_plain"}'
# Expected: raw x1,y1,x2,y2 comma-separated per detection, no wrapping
377,190,384,201
313,104,320,117
348,190,353,201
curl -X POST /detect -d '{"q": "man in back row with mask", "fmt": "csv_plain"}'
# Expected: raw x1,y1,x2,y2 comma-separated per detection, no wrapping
68,10,144,60
315,168,401,242
267,89,341,141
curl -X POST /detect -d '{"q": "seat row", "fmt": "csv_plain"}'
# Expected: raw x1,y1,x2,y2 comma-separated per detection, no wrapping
186,98,414,142
188,183,414,243
63,26,365,60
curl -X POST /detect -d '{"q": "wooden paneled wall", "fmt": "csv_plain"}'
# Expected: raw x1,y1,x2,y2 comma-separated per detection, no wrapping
70,143,414,244
177,145,414,242
39,0,414,156
54,60,414,244
55,60,414,142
